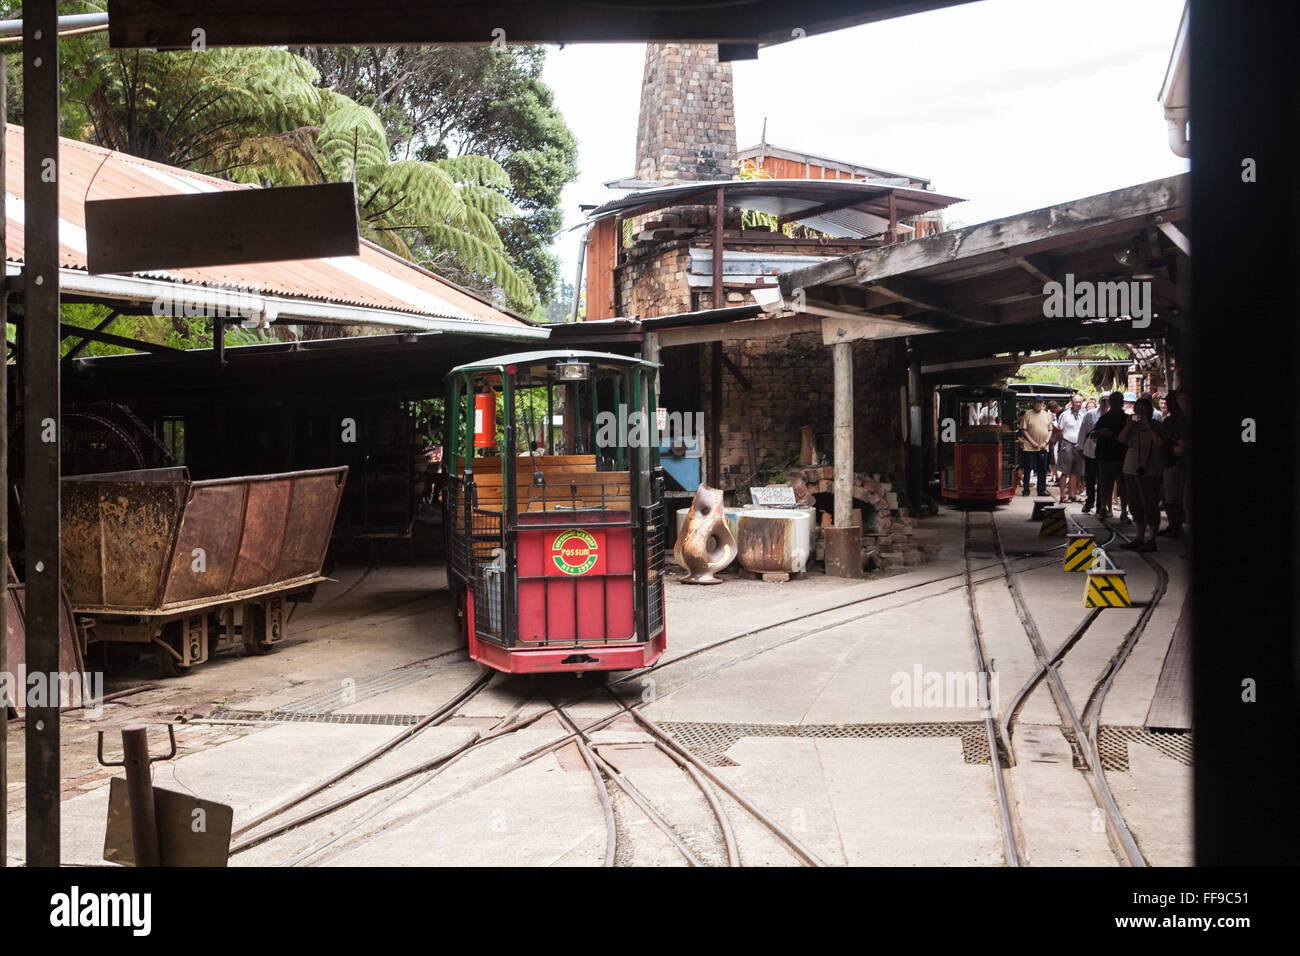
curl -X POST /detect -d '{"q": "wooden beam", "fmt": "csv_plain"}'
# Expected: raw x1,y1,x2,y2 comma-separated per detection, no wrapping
1158,221,1191,257
656,314,822,348
820,316,940,346
59,323,189,355
85,182,360,274
782,174,1188,297
719,351,751,391
60,310,122,365
1008,252,1058,284
869,276,998,326
912,317,1171,365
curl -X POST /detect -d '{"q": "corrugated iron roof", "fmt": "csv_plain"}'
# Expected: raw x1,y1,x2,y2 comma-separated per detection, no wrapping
4,124,536,333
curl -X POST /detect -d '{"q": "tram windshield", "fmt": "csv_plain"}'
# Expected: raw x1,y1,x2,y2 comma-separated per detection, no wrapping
445,352,660,514
959,399,1004,426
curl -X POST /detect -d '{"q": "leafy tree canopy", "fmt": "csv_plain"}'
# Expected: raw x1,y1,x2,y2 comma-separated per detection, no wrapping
295,45,579,314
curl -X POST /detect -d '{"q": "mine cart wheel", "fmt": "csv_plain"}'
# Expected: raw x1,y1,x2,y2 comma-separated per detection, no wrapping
243,603,277,655
155,623,191,677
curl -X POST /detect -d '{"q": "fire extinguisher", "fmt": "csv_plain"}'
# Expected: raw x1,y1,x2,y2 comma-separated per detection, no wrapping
474,392,496,448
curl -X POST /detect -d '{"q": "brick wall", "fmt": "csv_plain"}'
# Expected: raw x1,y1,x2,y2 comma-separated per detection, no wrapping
696,331,905,494
635,44,737,182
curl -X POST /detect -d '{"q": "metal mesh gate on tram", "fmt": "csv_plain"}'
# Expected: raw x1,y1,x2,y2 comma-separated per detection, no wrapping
644,502,666,637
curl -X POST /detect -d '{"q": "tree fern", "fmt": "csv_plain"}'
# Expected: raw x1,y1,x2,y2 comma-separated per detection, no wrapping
62,16,538,312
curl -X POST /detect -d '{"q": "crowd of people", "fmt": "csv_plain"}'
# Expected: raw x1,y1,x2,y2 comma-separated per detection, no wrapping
1016,388,1189,553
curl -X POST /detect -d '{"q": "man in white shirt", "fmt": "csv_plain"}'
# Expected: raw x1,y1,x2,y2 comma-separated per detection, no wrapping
1078,395,1105,513
1056,393,1087,503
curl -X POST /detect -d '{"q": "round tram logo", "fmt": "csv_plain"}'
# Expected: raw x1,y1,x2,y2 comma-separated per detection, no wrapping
551,529,600,575
968,450,989,483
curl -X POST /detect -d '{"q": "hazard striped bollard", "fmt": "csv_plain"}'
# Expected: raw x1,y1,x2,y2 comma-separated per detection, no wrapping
1085,568,1131,607
1039,504,1067,537
1064,533,1096,571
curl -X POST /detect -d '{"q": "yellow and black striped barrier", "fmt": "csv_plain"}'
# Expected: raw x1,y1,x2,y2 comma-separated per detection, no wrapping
1085,568,1131,607
1030,498,1056,521
1064,533,1096,571
1039,504,1067,537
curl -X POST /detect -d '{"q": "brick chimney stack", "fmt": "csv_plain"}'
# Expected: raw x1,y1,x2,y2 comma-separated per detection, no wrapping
635,44,738,182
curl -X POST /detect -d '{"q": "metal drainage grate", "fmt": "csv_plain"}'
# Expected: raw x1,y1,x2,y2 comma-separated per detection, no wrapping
276,656,462,714
659,721,990,768
204,709,422,726
1098,726,1194,772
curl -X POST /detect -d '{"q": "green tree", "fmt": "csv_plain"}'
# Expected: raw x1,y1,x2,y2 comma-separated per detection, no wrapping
37,12,537,342
296,45,578,309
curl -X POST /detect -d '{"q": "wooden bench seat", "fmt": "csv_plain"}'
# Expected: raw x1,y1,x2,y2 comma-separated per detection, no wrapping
470,470,631,513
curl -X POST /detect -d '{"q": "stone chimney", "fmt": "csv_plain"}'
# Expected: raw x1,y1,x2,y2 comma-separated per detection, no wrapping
635,44,738,182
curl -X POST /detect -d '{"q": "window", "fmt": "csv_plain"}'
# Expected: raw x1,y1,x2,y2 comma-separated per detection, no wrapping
160,417,186,464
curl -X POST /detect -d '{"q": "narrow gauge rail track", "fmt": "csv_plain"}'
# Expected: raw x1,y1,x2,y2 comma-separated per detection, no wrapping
232,565,997,866
966,507,1165,867
960,511,1022,866
213,533,1124,866
216,559,1032,860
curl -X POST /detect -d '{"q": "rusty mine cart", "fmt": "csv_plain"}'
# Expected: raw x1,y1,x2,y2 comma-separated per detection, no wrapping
60,466,347,675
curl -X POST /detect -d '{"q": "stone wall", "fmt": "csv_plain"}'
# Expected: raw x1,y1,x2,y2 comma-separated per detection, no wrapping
617,226,875,319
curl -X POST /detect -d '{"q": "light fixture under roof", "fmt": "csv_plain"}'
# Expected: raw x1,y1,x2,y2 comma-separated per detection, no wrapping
555,358,590,381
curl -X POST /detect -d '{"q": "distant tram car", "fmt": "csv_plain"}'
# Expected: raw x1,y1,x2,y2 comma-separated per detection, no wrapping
443,351,667,674
938,385,1019,502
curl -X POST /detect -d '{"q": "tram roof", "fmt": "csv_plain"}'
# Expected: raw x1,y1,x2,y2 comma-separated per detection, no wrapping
449,349,659,376
939,385,1015,399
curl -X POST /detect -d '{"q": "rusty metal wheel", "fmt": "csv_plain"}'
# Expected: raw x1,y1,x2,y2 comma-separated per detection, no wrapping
243,603,277,655
155,622,191,677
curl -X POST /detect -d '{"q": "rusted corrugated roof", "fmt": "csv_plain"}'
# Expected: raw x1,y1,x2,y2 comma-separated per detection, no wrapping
4,124,537,333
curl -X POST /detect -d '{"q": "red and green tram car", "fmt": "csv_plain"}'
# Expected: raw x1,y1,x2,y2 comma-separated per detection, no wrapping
938,385,1020,503
443,351,667,674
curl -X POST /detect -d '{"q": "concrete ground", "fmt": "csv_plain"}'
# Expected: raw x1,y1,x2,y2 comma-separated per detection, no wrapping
4,493,1192,867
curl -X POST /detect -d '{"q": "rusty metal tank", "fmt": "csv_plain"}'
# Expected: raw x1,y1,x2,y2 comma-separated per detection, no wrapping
61,466,347,614
735,507,813,574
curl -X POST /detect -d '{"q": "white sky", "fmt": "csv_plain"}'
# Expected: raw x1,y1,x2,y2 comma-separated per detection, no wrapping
540,0,1188,286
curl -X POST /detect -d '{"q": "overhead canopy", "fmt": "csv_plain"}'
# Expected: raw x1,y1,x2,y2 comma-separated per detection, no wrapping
772,173,1189,356
637,174,1188,356
5,124,545,339
585,178,964,240
107,0,978,50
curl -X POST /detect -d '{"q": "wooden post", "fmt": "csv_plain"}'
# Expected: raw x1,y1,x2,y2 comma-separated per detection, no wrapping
906,342,923,518
712,185,725,310
121,727,161,867
832,341,853,527
887,189,898,244
710,341,721,487
24,0,62,867
826,342,863,578
571,232,587,323
644,331,660,398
